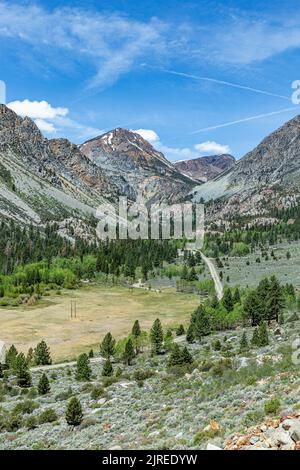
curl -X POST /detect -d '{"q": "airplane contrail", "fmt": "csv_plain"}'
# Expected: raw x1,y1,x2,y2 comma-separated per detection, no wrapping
190,107,299,134
159,68,290,101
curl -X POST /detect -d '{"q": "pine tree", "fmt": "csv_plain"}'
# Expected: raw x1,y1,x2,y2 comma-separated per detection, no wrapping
210,294,219,309
265,276,284,323
123,338,135,366
100,332,116,359
182,346,193,364
194,305,210,341
150,319,164,355
233,287,241,304
244,291,265,326
76,353,91,381
239,332,248,352
38,373,50,395
168,344,183,366
132,320,141,354
222,287,234,312
258,322,269,346
5,344,18,368
102,359,113,377
26,347,34,366
34,340,52,366
14,353,32,388
88,349,94,358
65,397,83,426
251,328,260,347
278,312,284,325
176,324,185,336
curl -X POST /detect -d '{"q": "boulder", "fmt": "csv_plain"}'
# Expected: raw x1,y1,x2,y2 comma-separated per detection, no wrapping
289,421,300,442
264,428,295,449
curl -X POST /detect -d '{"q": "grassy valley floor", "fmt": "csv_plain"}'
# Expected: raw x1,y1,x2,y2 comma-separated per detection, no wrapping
0,285,199,362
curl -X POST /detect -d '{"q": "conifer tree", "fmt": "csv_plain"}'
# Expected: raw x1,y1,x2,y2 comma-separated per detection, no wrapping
176,324,185,336
233,287,241,304
244,291,264,326
65,397,83,426
194,305,210,341
182,346,193,364
76,353,92,381
251,328,260,347
102,359,113,377
222,287,234,312
132,320,141,354
210,294,219,309
14,353,32,388
150,319,164,355
258,322,269,347
265,275,284,323
34,340,52,366
123,338,135,366
168,344,183,366
186,323,195,343
5,344,18,369
38,373,50,395
88,349,94,358
100,332,116,359
26,347,34,366
239,332,248,352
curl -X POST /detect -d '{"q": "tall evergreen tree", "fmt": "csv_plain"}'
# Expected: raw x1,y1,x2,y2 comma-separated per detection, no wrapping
38,373,50,395
34,341,52,366
65,397,83,426
132,320,142,354
102,359,113,377
76,353,91,381
244,290,264,326
265,276,284,323
150,319,164,355
123,338,135,366
222,287,234,312
5,344,18,369
258,322,269,347
14,353,32,388
100,332,116,360
251,328,260,347
239,332,248,352
194,305,211,341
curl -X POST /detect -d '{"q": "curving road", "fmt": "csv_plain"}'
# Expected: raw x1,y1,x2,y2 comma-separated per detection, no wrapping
200,251,223,300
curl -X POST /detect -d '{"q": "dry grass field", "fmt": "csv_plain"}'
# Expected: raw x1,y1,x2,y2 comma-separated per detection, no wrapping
0,285,199,362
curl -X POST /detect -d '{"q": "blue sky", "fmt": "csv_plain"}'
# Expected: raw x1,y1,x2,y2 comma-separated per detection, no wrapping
1,0,300,160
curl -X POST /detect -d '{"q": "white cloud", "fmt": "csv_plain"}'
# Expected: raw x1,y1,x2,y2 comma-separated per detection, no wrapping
133,129,231,161
194,141,231,155
34,119,56,133
7,99,68,120
134,129,160,143
7,99,102,140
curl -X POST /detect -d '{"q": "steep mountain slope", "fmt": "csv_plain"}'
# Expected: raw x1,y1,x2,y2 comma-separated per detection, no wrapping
192,114,300,218
80,128,195,203
0,105,125,225
174,154,235,183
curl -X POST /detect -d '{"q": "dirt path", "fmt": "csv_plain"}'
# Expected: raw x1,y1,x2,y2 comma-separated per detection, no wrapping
31,356,104,372
200,252,223,300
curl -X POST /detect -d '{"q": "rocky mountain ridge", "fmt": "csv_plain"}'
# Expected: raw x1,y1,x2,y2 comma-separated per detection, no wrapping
174,154,235,183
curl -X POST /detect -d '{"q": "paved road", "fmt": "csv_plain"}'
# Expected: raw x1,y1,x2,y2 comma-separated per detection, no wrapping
200,251,223,300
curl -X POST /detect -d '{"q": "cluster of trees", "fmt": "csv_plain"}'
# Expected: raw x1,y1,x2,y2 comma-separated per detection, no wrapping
0,234,177,305
243,276,285,325
186,276,291,342
2,341,52,386
204,201,300,258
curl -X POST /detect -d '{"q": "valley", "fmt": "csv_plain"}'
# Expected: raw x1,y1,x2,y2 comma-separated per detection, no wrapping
0,285,199,362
